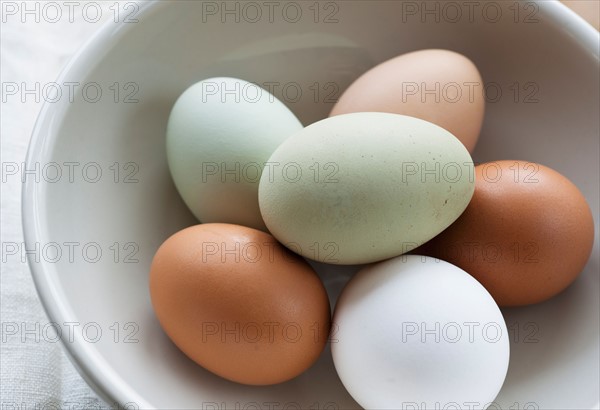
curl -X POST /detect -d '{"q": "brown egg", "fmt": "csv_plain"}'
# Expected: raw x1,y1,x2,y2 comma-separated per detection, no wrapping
149,223,331,385
330,49,484,152
419,161,594,307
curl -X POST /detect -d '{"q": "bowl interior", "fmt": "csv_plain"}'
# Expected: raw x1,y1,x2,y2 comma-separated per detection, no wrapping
26,1,599,409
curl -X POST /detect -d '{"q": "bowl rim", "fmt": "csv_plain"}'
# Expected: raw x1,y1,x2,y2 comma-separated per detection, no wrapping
22,1,165,408
21,0,600,408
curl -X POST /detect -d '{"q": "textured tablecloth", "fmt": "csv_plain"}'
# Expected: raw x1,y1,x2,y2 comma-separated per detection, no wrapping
1,1,598,409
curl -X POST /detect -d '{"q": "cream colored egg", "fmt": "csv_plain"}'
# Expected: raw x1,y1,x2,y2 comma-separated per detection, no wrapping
331,49,485,152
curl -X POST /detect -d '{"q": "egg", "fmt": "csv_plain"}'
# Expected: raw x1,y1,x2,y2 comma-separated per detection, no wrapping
330,49,485,152
149,223,331,385
332,255,509,409
166,77,303,231
419,161,595,306
258,112,475,265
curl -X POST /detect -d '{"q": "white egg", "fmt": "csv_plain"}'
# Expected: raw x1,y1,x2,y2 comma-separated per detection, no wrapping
167,77,302,231
332,255,509,409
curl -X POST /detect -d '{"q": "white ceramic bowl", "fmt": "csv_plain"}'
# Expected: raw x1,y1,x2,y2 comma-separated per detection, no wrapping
24,1,599,409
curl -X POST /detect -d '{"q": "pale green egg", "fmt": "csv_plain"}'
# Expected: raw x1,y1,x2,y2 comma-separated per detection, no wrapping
258,112,475,264
167,77,303,231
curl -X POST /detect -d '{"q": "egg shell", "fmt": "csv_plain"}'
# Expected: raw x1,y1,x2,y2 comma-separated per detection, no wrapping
149,223,331,385
419,161,595,306
166,77,303,231
258,112,475,265
332,255,509,409
330,49,485,152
